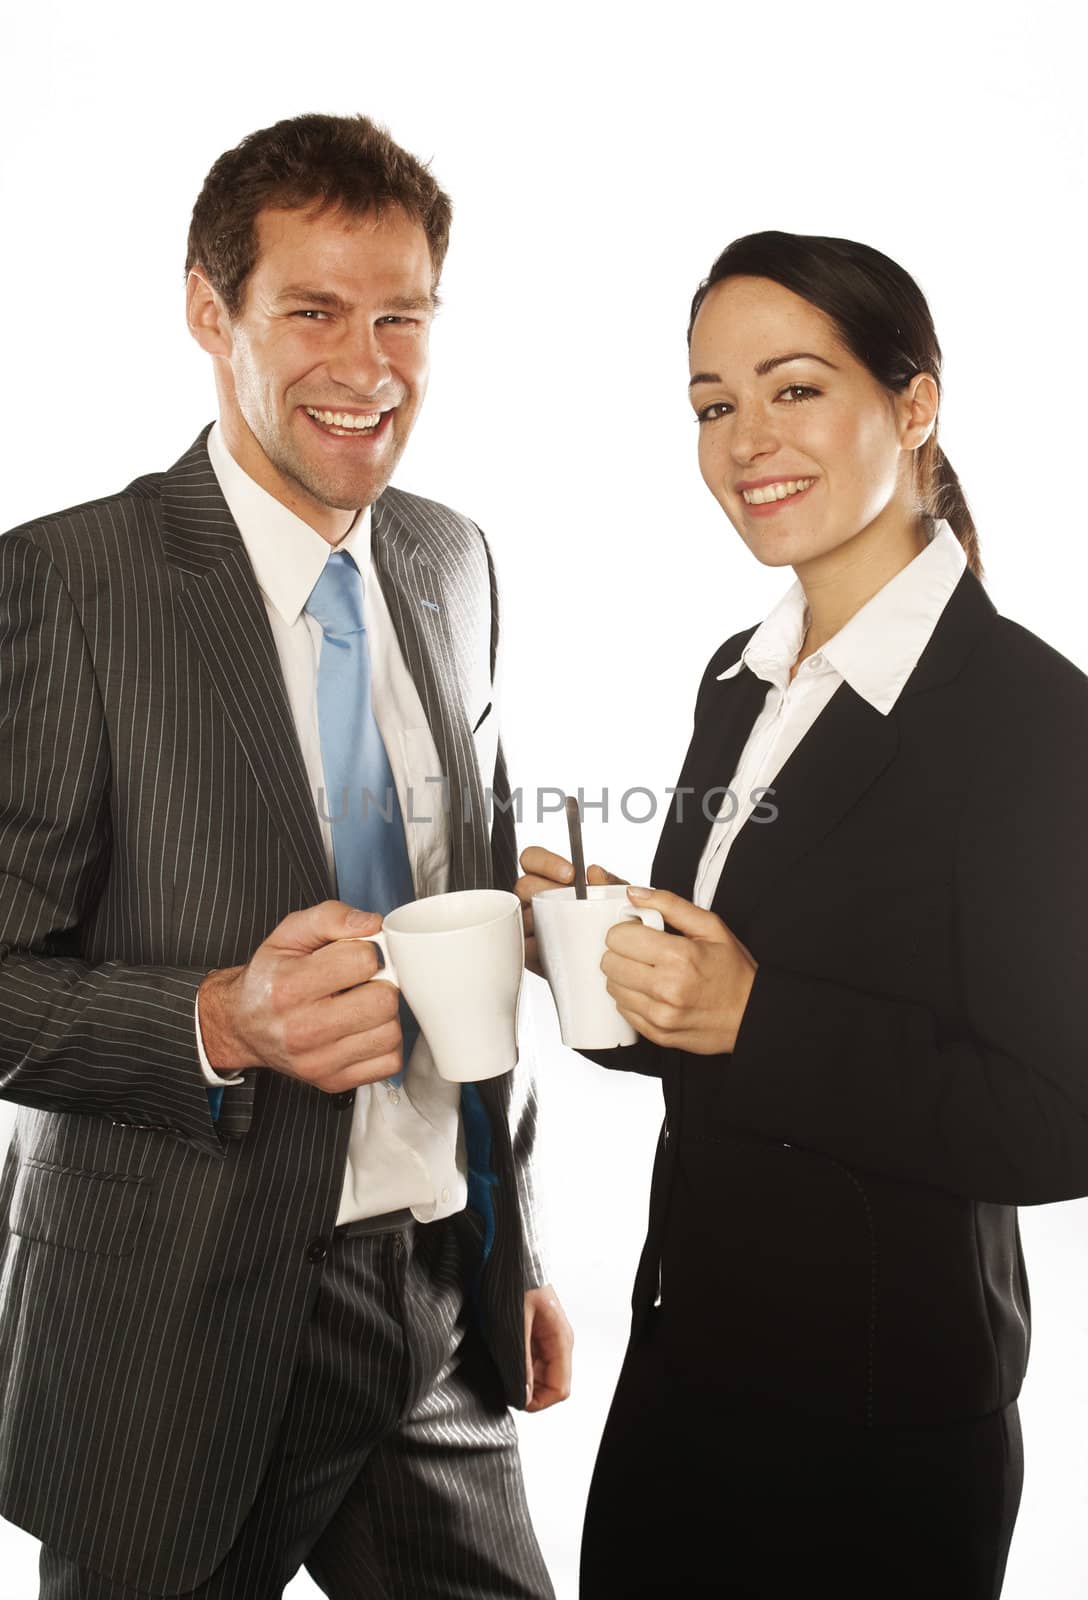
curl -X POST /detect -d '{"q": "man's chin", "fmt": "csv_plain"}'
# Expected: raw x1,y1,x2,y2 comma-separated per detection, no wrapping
286,459,400,517
317,485,388,512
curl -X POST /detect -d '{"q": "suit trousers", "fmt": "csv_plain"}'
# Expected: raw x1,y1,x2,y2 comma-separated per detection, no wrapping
40,1215,553,1600
580,1308,1023,1599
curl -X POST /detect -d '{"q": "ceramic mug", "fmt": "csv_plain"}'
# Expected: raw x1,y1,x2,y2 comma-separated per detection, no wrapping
531,884,665,1048
351,888,524,1082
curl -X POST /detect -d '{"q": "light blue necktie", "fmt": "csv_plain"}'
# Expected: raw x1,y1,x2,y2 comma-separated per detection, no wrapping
304,548,418,1083
303,553,497,1284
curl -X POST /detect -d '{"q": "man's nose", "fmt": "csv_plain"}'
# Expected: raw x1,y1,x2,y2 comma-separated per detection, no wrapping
327,320,392,398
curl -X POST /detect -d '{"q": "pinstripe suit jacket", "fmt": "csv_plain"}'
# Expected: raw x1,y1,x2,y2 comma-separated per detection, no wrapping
0,427,543,1591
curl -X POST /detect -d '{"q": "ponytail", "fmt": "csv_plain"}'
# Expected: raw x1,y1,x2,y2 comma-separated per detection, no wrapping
918,438,984,581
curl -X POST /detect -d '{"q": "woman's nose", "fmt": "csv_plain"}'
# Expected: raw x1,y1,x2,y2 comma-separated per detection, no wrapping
729,407,778,464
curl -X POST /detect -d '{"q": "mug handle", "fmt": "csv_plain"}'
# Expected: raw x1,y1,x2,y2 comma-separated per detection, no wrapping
347,931,401,992
621,905,665,933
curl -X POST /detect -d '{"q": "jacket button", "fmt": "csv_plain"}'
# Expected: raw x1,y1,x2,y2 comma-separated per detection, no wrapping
333,1091,354,1109
306,1237,329,1264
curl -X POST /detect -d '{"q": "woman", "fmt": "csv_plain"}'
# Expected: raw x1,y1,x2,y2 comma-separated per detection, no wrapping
516,232,1088,1598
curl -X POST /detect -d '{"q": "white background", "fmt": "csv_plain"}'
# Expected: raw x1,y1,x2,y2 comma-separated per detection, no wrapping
2,1,1086,1595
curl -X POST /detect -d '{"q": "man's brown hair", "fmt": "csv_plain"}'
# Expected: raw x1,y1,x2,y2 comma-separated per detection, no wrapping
185,112,452,316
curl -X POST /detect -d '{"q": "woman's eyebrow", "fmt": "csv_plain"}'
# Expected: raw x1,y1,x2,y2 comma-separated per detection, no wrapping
754,350,840,376
689,351,840,388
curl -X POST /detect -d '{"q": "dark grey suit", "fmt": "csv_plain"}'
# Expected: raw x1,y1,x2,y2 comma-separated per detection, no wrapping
0,429,545,1593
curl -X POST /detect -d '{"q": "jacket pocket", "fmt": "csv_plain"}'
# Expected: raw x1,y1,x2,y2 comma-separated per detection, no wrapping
10,1158,150,1257
660,1131,878,1420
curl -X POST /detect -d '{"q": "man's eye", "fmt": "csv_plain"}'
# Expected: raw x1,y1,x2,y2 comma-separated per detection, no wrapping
377,315,413,325
292,309,328,320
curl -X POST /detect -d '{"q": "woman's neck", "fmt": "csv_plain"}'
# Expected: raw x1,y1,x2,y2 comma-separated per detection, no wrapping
794,508,930,665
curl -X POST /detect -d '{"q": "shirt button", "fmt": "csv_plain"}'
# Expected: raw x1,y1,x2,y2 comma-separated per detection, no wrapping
440,1187,449,1203
306,1237,329,1264
333,1091,354,1110
387,1089,400,1105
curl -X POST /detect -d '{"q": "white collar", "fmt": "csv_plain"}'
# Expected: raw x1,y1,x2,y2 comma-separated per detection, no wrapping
717,519,968,715
206,421,373,626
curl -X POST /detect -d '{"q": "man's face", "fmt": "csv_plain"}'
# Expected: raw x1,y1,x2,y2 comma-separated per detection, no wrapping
208,202,434,532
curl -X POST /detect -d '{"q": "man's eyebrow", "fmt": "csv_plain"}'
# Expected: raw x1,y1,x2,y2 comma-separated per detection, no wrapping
275,286,349,308
273,286,437,313
384,294,438,313
688,351,840,388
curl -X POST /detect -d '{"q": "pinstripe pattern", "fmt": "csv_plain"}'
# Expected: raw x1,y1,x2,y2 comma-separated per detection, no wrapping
39,1219,552,1599
0,428,544,1592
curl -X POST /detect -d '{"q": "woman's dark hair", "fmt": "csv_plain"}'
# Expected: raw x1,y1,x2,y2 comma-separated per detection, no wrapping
688,232,982,579
186,113,452,317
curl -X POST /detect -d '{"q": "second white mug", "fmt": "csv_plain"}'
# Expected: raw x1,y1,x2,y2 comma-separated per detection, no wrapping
532,884,665,1049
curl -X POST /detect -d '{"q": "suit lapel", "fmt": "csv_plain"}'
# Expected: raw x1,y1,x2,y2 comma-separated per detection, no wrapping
712,680,898,937
159,430,329,907
687,566,997,941
371,492,493,895
370,494,515,1306
653,663,767,900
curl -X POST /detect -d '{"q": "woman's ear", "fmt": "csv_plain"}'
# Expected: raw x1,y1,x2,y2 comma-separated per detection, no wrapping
899,371,939,452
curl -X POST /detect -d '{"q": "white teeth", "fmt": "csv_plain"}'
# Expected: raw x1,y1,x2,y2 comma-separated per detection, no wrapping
741,478,815,505
305,407,383,431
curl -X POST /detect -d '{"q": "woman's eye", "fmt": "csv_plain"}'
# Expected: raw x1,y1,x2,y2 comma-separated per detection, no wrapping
695,402,732,424
779,384,819,402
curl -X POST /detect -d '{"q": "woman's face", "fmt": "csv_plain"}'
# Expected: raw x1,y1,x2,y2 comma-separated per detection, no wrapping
689,275,925,571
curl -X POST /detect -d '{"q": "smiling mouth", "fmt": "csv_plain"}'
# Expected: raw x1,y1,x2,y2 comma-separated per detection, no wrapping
741,478,816,506
303,406,392,438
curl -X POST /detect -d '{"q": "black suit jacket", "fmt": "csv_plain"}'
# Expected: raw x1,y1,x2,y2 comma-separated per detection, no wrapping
0,430,542,1590
594,565,1088,1425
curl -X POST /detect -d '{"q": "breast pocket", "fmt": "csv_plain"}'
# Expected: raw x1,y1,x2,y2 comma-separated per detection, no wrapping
10,1158,151,1258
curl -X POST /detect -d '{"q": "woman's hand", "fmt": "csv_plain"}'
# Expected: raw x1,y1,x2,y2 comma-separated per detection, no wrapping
515,846,625,977
601,887,758,1054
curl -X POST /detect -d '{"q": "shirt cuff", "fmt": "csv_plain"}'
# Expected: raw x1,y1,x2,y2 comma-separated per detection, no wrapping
195,993,245,1088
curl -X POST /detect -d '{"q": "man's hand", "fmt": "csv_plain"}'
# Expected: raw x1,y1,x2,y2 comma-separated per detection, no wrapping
197,901,403,1092
523,1284,574,1413
601,887,758,1055
515,846,625,977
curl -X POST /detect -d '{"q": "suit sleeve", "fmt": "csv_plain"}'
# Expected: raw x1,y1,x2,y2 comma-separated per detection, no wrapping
722,660,1088,1204
0,533,230,1152
575,1040,665,1077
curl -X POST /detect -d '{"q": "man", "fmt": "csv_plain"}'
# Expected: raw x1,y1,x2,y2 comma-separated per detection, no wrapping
0,112,570,1598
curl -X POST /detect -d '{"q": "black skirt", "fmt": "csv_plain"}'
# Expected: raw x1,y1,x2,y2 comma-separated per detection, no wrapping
580,1308,1023,1599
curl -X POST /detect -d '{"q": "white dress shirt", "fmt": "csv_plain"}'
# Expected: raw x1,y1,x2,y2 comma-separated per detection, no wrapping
694,519,968,911
196,422,467,1224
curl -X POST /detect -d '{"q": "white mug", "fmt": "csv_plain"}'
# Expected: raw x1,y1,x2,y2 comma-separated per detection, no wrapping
350,888,524,1082
531,884,665,1048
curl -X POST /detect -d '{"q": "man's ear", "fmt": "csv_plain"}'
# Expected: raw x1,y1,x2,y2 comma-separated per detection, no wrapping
186,268,232,358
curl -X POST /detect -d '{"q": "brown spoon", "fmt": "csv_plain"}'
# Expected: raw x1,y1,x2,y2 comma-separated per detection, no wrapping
565,794,588,900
